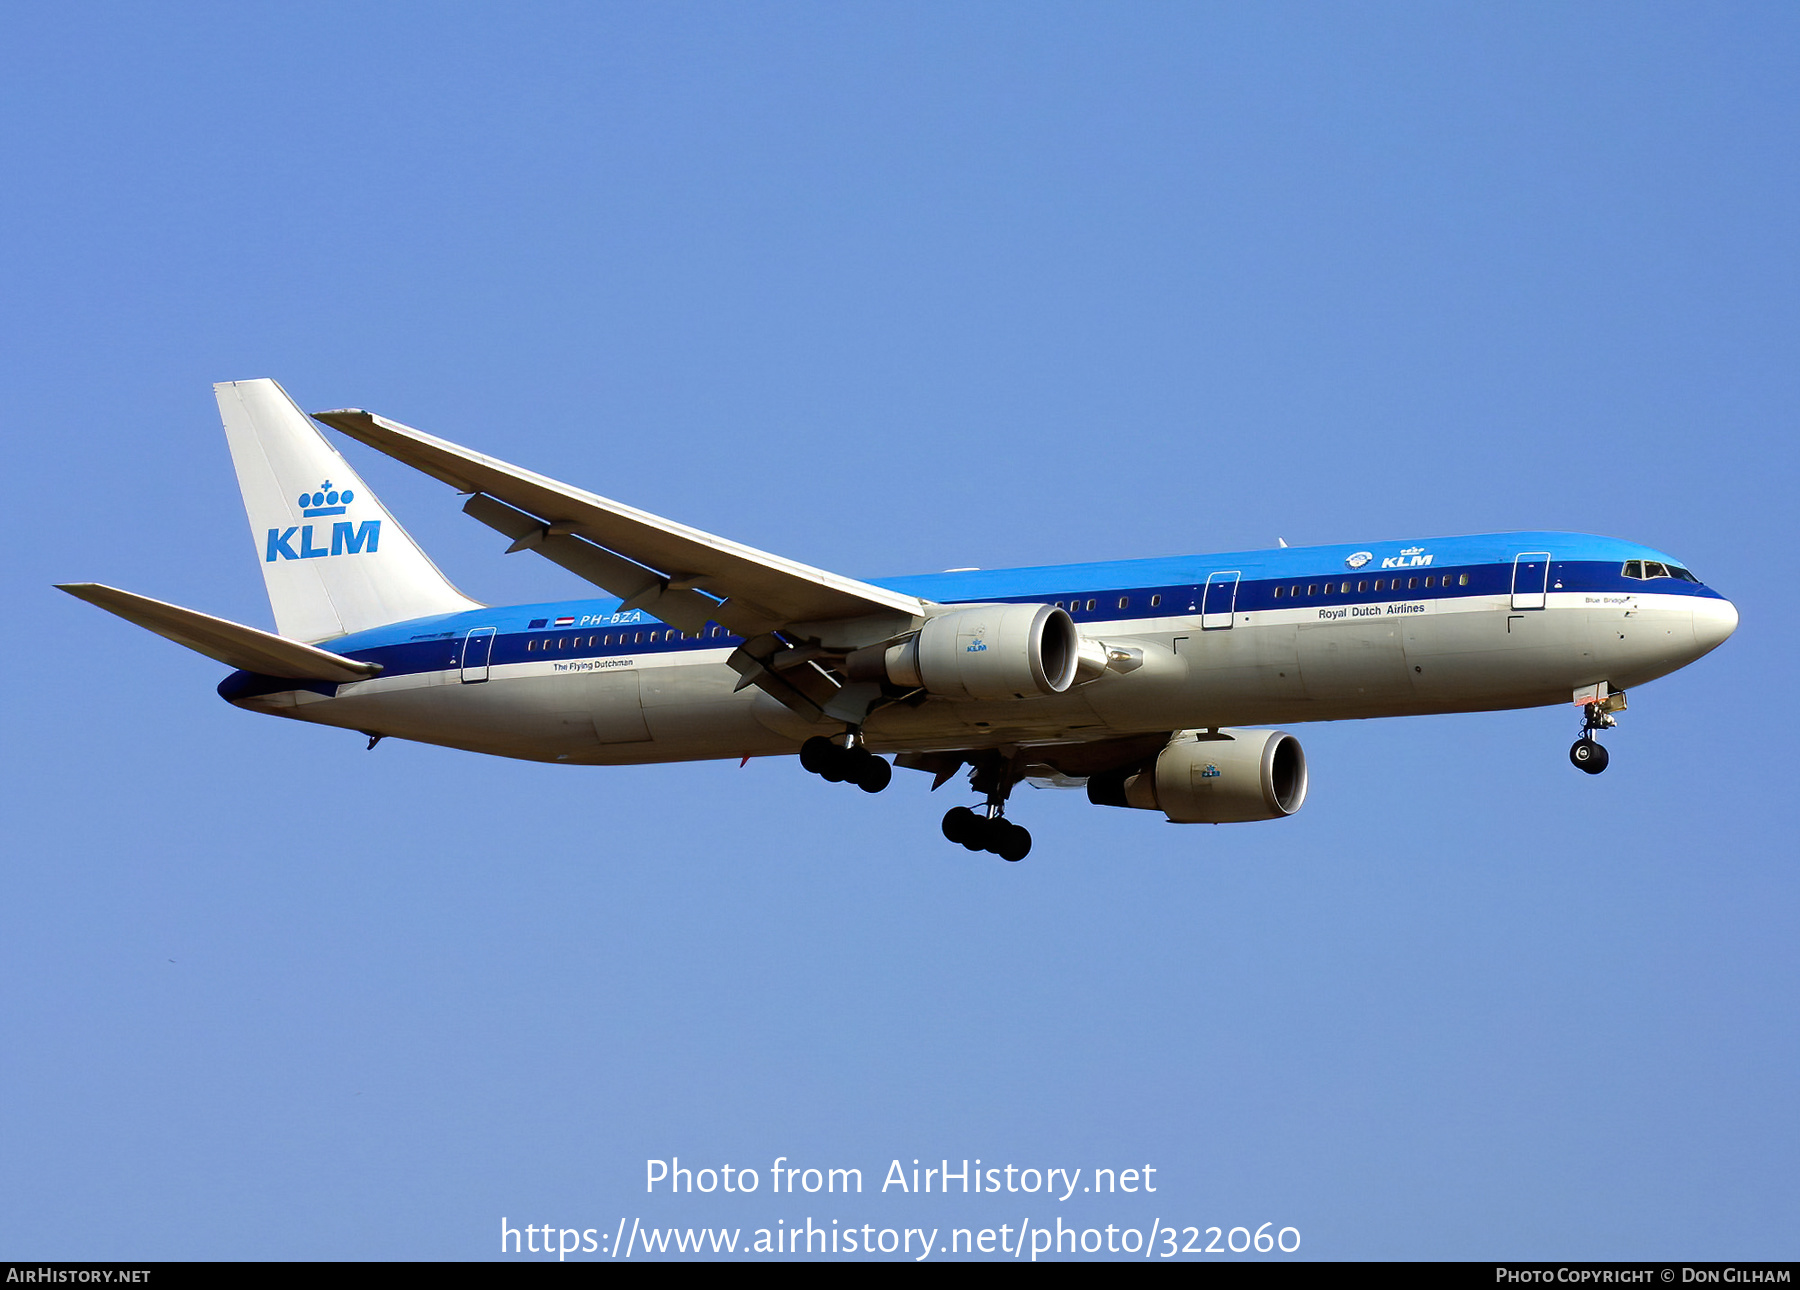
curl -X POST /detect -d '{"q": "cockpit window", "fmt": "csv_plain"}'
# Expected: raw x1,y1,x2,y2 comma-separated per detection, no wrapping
1622,559,1702,583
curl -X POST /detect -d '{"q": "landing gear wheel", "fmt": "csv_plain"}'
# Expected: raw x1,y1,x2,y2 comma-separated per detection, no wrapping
942,807,979,845
800,736,836,775
995,822,1032,862
854,753,892,794
1570,738,1609,774
941,812,1033,861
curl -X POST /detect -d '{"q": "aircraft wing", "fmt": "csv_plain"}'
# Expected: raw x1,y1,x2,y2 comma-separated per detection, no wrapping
310,409,928,640
56,583,382,682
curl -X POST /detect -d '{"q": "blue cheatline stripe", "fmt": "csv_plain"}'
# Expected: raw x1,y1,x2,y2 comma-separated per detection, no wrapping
216,547,1721,699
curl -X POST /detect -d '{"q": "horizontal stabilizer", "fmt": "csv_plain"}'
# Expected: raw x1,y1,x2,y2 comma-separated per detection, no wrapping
56,583,382,682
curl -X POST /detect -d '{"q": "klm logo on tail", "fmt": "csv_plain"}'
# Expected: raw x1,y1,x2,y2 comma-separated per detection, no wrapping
299,480,353,517
266,481,380,562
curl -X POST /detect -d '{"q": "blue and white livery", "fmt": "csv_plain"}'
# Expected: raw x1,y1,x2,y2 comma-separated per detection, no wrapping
60,380,1738,861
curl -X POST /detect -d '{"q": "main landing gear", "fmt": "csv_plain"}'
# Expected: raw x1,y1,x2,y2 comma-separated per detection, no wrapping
941,806,1032,862
1569,692,1624,775
940,752,1032,861
800,737,1033,862
800,734,892,793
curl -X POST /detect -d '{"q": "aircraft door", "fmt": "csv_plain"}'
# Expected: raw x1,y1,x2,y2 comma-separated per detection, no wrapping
460,627,497,682
1511,553,1551,611
1201,571,1241,630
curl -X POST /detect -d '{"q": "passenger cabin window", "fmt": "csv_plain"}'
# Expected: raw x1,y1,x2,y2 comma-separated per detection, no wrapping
1273,586,1284,599
1117,596,1129,609
1150,595,1162,608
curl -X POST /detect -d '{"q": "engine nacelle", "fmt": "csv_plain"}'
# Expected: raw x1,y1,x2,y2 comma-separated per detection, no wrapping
853,603,1080,701
1087,728,1308,823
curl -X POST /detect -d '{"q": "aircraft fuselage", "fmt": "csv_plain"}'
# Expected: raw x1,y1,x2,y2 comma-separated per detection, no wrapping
219,530,1736,768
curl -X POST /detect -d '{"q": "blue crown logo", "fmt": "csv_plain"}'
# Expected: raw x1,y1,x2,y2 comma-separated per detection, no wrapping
1200,763,1221,779
298,480,354,517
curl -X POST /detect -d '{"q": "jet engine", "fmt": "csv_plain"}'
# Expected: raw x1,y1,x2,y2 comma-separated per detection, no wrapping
1086,728,1308,823
847,603,1080,701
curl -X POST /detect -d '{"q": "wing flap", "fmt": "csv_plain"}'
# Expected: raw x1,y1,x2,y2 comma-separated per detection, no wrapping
461,494,746,635
310,408,926,634
57,583,382,682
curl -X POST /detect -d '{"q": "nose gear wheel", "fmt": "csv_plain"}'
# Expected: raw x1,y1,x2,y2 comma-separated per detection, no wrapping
1569,694,1620,775
1569,738,1609,774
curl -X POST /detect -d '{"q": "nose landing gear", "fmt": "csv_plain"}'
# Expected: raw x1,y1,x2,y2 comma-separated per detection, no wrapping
1570,688,1626,775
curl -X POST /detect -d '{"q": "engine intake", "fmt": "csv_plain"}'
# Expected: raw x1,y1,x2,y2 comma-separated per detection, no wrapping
852,604,1080,701
1087,728,1308,823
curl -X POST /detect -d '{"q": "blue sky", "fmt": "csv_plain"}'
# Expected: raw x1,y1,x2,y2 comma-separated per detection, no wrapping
2,3,1794,1260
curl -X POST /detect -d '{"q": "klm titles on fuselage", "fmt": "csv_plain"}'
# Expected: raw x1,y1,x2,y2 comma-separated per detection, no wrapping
1345,546,1434,571
1318,603,1426,620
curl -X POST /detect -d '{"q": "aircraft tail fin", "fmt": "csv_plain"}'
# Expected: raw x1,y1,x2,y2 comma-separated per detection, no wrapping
215,380,482,642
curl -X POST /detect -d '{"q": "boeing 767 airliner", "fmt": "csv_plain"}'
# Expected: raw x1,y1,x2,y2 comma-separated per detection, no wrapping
60,380,1738,861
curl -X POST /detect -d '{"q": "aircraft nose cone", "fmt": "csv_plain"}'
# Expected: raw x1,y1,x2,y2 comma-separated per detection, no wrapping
1692,597,1738,656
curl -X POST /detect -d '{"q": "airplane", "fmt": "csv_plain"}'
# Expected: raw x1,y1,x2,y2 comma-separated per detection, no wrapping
59,380,1739,862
